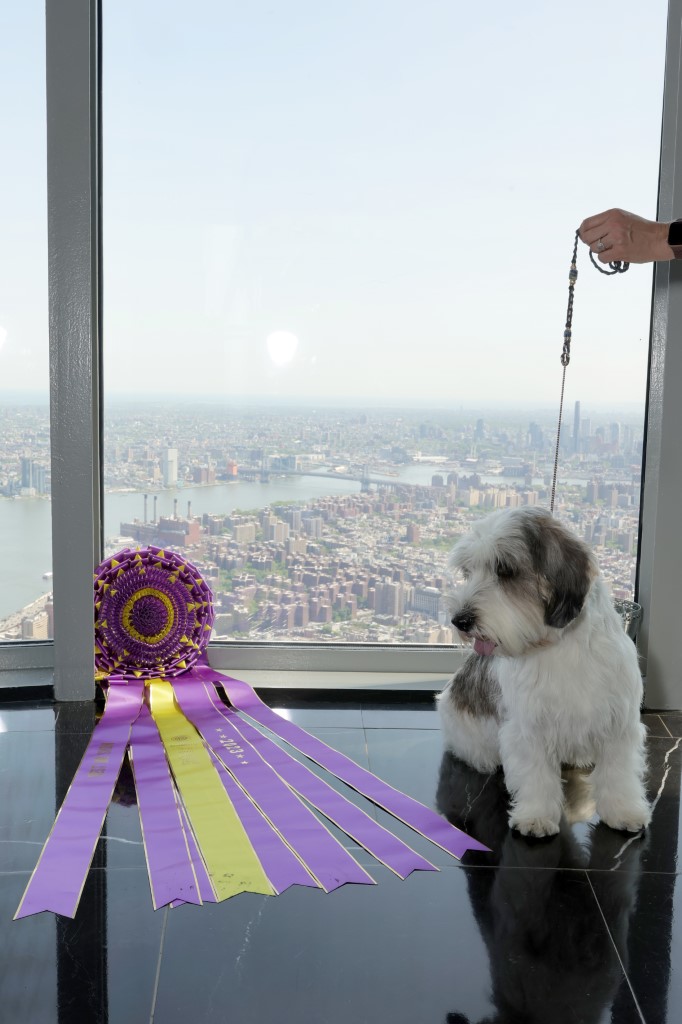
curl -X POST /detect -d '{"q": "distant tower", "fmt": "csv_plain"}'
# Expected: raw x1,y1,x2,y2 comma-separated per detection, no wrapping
21,457,33,489
162,448,178,487
610,422,621,450
573,401,581,453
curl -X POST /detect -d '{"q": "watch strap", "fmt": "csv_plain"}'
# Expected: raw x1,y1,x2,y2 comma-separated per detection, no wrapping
667,218,682,259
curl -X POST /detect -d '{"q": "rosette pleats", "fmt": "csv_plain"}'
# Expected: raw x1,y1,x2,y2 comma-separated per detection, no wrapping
15,546,488,920
94,546,214,680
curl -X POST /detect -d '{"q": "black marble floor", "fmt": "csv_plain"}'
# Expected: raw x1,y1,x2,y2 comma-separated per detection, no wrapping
0,696,680,1024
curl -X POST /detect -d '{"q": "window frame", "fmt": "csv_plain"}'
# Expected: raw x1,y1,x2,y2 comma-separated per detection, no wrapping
637,0,682,710
1,0,681,707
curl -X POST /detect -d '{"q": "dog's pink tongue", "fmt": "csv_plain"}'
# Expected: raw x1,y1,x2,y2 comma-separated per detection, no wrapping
474,638,496,656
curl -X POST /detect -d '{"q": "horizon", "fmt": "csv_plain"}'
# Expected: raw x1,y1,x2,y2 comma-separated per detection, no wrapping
1,1,667,408
0,389,647,418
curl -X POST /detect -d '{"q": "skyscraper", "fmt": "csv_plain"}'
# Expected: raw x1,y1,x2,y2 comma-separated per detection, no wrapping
21,457,33,489
573,401,581,453
162,448,178,487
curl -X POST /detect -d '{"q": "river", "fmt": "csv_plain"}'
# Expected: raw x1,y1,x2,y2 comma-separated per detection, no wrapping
0,462,581,621
1,475,365,621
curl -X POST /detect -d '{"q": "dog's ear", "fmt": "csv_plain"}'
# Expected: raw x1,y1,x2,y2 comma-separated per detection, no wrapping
523,514,596,628
543,561,592,627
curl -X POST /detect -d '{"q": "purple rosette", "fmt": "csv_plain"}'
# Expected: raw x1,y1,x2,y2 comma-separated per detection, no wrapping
94,545,214,679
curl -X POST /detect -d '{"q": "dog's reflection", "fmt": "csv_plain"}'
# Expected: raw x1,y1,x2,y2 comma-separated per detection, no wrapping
437,753,644,1024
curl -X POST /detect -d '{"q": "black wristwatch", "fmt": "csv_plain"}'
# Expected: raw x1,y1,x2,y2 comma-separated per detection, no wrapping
668,219,682,259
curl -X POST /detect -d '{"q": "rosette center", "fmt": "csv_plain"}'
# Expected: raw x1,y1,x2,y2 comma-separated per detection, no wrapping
122,588,175,644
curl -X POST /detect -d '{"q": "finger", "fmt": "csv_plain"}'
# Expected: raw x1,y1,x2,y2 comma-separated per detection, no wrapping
591,235,613,254
581,225,615,247
579,212,611,237
598,246,623,264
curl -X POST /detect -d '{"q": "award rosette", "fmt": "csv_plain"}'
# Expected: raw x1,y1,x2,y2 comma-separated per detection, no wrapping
16,546,488,920
93,546,214,679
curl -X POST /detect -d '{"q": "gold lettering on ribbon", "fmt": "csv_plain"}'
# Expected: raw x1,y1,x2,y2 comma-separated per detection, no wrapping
88,742,115,777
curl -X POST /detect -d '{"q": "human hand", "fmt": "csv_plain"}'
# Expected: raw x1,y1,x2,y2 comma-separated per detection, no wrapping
578,208,673,264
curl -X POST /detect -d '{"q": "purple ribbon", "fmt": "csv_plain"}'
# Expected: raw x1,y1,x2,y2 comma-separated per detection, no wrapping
173,803,217,906
195,661,490,860
200,677,438,878
172,677,375,893
128,703,202,909
206,746,319,894
15,682,145,920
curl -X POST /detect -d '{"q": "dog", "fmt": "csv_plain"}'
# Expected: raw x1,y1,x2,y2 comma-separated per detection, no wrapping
437,506,651,838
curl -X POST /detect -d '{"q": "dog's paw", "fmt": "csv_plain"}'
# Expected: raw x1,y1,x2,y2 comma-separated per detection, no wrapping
598,803,651,833
509,814,560,838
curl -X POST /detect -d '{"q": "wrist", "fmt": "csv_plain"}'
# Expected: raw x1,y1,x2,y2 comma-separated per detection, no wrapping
666,219,682,260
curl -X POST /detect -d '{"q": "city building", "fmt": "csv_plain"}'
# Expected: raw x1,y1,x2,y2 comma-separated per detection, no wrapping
162,448,178,487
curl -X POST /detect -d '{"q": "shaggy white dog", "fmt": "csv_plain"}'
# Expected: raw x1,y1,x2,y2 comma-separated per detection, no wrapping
437,506,651,838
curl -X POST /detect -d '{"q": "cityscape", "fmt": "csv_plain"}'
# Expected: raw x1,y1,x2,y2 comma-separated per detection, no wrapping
0,399,644,644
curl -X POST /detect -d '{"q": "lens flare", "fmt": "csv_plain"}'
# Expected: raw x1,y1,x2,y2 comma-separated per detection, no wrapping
266,330,299,366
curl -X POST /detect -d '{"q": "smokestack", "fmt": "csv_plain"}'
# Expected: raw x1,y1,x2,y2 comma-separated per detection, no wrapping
173,498,178,519
187,501,192,520
143,493,148,524
153,495,158,523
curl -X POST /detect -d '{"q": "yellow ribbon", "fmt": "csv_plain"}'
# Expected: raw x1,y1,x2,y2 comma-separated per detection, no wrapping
148,680,274,901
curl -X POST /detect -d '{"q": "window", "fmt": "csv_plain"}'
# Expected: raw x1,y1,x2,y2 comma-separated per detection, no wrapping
0,4,52,646
6,1,682,707
102,1,666,652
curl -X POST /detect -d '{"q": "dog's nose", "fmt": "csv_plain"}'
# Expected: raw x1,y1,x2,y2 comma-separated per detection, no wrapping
452,611,475,634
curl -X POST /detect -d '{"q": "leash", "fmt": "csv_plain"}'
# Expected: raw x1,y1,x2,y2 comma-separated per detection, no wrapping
549,232,629,513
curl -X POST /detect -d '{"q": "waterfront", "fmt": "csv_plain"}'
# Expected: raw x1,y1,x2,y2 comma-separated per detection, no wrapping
1,397,645,643
0,460,632,624
0,475,365,621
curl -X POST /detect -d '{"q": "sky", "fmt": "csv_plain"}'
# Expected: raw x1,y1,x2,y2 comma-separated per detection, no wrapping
0,1,670,410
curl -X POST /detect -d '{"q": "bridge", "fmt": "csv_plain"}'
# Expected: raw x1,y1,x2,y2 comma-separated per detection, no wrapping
236,466,419,493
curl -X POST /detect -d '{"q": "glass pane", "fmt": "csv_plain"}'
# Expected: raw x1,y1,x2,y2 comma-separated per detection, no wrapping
103,1,667,645
0,5,52,644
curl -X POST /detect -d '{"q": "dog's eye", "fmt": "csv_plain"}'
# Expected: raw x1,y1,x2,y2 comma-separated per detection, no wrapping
458,567,471,581
495,562,516,580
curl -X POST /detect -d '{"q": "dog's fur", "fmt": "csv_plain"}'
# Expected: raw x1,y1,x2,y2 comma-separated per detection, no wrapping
437,506,651,838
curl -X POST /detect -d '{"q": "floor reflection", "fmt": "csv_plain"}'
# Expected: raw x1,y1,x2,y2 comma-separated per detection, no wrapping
3,700,680,1023
437,753,645,1024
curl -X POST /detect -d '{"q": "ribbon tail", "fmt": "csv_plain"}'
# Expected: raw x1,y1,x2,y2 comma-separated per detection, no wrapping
147,680,275,902
174,801,218,905
206,747,320,894
201,678,438,879
173,675,375,893
15,681,145,920
196,661,490,860
129,703,202,909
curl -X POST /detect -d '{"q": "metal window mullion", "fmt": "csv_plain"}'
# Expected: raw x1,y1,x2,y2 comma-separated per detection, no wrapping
638,0,682,709
205,642,465,675
46,0,101,700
